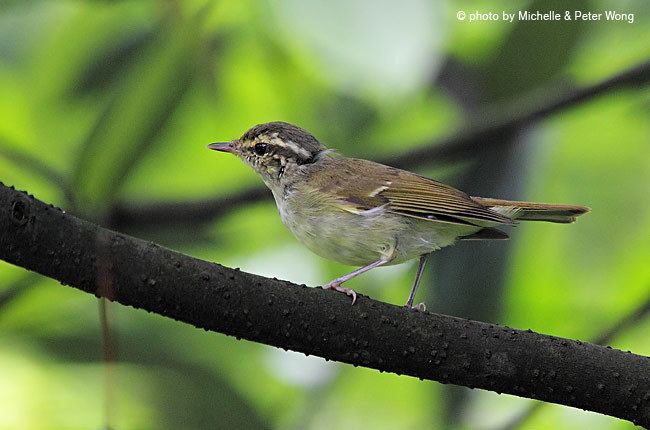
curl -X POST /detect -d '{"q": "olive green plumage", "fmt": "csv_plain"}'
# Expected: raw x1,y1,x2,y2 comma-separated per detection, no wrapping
208,121,589,307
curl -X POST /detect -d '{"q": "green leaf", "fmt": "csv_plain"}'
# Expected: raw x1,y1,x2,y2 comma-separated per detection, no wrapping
72,12,207,215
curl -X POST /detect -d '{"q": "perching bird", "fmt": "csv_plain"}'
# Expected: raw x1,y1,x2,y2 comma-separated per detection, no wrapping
208,122,589,309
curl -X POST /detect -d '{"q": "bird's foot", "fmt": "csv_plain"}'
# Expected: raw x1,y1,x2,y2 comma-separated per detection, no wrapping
404,302,427,312
323,282,357,305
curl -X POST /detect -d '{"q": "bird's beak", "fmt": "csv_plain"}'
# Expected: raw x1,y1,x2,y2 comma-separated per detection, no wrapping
207,141,237,154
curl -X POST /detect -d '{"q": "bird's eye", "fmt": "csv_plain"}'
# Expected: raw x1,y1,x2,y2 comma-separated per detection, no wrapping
254,143,268,156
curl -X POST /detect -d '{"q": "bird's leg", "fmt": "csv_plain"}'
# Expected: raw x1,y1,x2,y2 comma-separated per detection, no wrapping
324,258,389,305
405,254,429,310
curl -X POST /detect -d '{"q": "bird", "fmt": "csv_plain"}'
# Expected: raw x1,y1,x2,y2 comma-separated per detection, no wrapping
208,121,589,309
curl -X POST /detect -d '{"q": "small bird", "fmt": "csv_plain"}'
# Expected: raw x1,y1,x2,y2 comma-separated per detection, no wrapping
208,122,589,309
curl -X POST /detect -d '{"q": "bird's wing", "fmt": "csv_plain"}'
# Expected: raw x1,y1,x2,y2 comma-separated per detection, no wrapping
311,157,512,226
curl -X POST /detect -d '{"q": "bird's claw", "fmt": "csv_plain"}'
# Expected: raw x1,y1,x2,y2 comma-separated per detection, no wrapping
405,302,427,312
324,282,357,305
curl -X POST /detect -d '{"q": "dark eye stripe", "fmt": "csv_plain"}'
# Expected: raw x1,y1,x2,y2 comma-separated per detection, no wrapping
254,143,268,155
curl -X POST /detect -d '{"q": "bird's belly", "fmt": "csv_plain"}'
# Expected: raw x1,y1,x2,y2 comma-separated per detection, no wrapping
288,212,397,266
275,195,478,266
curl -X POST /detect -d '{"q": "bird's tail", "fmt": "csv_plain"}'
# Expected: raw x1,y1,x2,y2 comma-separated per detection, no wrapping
471,197,590,224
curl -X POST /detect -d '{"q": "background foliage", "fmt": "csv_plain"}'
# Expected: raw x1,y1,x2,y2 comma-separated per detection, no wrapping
0,0,649,429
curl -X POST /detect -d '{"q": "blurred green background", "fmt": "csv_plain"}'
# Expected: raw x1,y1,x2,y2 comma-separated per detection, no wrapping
1,0,649,429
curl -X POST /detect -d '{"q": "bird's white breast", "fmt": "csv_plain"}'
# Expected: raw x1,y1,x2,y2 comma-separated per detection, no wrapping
269,185,479,267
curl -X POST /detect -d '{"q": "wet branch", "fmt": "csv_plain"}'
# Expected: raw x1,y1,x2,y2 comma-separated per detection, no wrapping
1,183,649,426
111,61,650,230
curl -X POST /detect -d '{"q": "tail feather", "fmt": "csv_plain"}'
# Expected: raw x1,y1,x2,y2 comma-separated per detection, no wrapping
472,197,590,224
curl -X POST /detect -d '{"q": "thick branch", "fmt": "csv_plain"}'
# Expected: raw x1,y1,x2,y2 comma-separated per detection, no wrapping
502,291,650,430
1,182,649,426
111,61,650,230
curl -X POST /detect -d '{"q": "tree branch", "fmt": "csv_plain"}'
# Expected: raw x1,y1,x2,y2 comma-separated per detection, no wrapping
1,182,649,426
110,60,650,230
501,291,650,430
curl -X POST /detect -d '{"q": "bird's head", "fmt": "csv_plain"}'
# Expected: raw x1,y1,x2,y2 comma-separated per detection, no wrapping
208,121,327,187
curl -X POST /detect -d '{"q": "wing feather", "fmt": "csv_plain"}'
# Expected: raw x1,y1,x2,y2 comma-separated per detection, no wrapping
310,156,513,226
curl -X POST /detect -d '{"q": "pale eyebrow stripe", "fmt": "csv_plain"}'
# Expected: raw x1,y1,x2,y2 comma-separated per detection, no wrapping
271,137,311,158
